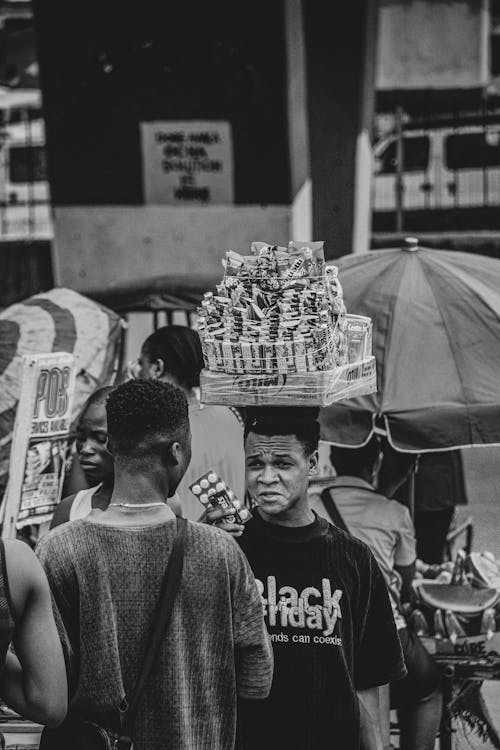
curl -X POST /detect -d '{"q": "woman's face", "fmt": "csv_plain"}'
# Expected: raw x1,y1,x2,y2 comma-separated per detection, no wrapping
76,402,114,485
136,348,155,380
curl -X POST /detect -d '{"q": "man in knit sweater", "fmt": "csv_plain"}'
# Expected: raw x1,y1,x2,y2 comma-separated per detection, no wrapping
210,407,406,750
37,380,273,750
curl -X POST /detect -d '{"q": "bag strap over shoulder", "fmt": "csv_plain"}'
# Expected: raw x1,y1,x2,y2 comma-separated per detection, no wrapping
320,488,350,534
122,516,188,740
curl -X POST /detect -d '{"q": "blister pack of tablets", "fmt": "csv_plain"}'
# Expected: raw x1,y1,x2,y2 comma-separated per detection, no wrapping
189,470,251,524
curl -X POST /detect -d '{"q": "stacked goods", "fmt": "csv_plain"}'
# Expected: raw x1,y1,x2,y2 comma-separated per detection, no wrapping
189,470,251,525
198,241,376,406
198,241,346,375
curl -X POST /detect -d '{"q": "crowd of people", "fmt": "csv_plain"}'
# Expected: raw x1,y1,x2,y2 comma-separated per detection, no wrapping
0,324,455,749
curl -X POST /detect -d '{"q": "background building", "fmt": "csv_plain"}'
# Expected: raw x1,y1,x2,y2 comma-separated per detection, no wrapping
1,0,499,308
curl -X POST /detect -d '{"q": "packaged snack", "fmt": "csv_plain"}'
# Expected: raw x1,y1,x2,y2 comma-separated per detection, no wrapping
345,315,373,364
241,340,253,371
189,471,251,524
221,341,235,373
251,342,262,373
224,250,245,275
197,241,374,395
204,338,217,371
283,336,296,373
232,341,245,373
293,335,307,373
275,339,287,374
289,241,326,276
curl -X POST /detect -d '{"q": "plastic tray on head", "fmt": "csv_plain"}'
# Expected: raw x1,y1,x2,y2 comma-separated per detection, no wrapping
200,356,376,407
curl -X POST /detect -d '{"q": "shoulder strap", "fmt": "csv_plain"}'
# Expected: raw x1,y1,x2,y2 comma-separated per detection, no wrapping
320,488,350,534
328,482,378,494
122,516,188,739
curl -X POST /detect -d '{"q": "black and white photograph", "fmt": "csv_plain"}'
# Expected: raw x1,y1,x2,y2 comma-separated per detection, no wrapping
1,1,500,748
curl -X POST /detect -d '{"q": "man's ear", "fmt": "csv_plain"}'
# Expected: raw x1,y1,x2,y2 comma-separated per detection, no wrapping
105,438,114,457
168,440,182,467
151,357,166,379
308,449,319,476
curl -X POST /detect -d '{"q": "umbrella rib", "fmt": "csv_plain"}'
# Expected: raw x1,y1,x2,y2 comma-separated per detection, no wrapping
419,260,470,428
372,256,407,413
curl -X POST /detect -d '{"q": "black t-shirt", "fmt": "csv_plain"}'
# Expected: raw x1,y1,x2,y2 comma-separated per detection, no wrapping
237,511,406,750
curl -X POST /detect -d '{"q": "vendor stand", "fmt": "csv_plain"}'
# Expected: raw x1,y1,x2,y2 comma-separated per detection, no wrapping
318,238,500,748
0,288,124,743
0,287,124,514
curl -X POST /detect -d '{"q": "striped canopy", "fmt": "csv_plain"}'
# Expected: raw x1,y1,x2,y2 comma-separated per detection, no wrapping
320,246,500,452
0,287,123,488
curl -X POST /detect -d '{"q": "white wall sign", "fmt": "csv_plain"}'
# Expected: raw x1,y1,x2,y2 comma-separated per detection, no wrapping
141,121,234,205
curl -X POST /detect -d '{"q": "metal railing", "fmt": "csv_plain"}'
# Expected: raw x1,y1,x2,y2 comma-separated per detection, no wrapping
0,110,52,240
372,106,500,232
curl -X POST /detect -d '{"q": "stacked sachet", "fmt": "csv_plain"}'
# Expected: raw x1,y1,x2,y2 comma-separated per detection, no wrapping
197,241,349,375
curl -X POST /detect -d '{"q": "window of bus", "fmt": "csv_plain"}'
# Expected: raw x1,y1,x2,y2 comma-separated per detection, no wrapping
9,145,48,183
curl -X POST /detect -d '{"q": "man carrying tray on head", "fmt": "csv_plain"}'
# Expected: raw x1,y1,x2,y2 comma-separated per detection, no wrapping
206,406,406,750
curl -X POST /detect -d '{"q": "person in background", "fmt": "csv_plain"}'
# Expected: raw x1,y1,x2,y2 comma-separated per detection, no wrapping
209,407,406,750
378,443,467,564
38,380,273,750
310,439,442,750
50,387,115,529
133,325,245,520
0,539,67,727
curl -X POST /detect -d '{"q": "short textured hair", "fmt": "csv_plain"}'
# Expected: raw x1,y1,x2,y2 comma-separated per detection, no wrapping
106,379,189,456
244,407,320,456
142,326,203,389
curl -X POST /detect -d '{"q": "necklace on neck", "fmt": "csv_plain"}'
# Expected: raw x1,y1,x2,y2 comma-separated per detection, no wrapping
108,502,167,510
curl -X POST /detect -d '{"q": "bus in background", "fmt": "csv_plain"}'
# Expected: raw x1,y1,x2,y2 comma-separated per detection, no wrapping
372,112,500,231
0,88,52,239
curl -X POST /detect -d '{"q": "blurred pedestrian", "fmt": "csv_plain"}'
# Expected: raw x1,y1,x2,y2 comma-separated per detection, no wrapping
311,439,442,750
38,380,272,750
0,540,67,728
378,443,467,563
132,325,245,519
50,387,115,528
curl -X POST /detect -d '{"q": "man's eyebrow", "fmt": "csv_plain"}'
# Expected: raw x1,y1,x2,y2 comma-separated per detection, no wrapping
246,451,294,459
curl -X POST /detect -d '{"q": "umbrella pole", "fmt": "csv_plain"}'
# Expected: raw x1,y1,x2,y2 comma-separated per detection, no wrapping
408,456,419,519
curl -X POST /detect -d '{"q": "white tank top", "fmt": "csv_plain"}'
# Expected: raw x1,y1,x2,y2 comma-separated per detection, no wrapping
69,484,102,521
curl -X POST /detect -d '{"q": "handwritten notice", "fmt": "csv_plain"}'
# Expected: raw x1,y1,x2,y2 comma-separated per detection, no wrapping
141,121,234,205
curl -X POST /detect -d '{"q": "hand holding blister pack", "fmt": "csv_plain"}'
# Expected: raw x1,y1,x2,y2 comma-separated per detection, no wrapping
189,471,252,525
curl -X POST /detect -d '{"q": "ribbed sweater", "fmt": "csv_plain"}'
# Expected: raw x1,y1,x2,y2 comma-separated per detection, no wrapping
37,518,273,750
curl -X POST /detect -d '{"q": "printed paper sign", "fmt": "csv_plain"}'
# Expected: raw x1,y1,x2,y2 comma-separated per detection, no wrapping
2,353,76,536
141,120,234,205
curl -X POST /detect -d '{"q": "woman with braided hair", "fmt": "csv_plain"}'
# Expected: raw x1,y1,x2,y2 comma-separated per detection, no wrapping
133,325,246,520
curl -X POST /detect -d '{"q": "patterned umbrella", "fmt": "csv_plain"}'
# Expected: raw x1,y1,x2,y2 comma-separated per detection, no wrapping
320,244,500,452
0,287,123,488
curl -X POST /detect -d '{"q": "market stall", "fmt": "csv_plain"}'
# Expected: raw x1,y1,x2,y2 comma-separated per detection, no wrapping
0,287,124,535
318,239,500,749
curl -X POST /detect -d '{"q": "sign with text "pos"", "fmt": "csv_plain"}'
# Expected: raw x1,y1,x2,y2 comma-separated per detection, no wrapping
2,353,76,538
141,121,234,205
